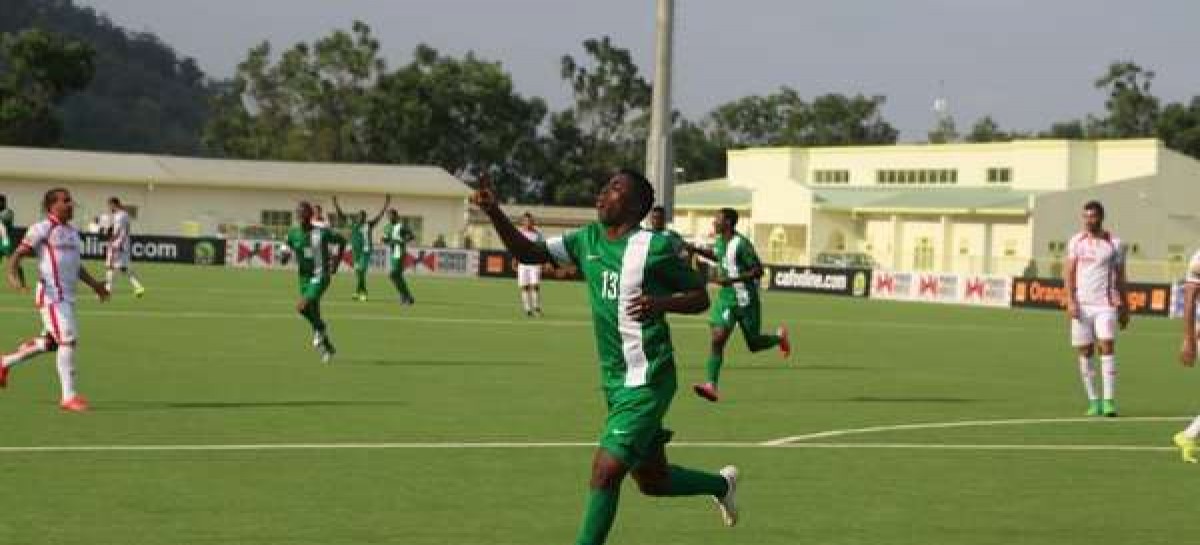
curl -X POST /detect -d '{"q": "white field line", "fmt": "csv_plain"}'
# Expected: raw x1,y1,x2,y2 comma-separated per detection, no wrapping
762,416,1191,446
0,441,1177,454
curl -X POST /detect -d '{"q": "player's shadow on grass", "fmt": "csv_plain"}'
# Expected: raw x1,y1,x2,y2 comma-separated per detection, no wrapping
359,357,541,367
104,400,405,411
843,396,976,403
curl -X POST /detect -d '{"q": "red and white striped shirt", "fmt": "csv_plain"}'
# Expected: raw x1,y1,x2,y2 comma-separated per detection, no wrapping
20,216,82,305
110,209,132,253
1067,230,1125,307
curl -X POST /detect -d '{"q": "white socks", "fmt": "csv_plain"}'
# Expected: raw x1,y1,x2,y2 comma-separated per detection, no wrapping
1078,356,1098,401
531,289,541,311
128,270,144,291
2,337,52,368
104,269,114,292
56,345,77,400
107,268,143,291
1184,416,1200,439
1100,355,1117,400
520,291,532,312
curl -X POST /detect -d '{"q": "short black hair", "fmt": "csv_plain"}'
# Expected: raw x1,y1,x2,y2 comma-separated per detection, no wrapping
719,207,739,227
108,196,121,206
1083,200,1105,219
651,205,665,215
616,168,655,220
43,188,68,211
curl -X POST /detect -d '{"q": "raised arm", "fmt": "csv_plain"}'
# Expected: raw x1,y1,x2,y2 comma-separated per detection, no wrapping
471,174,550,265
685,242,716,261
332,196,346,222
370,195,391,226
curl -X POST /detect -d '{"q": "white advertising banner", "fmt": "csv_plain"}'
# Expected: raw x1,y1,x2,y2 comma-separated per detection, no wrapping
870,270,1012,308
227,239,477,277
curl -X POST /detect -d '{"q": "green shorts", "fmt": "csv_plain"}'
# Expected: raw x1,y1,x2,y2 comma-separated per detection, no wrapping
298,275,330,302
389,258,404,274
353,252,370,273
710,298,762,332
599,374,676,469
0,239,12,257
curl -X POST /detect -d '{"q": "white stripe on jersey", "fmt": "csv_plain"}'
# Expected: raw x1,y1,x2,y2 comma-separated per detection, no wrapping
618,231,653,388
546,236,571,266
725,236,751,306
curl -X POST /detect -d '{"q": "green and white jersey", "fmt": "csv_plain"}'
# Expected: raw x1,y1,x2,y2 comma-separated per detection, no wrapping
285,225,345,279
349,220,373,253
652,228,687,260
0,209,10,247
546,222,704,390
0,208,13,231
383,222,414,261
714,232,761,307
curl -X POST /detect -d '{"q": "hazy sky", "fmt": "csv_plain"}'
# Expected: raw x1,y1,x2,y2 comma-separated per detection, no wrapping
79,0,1200,140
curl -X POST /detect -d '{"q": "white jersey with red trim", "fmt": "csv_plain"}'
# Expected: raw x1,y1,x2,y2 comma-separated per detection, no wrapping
1067,231,1125,307
1186,250,1200,285
20,217,83,305
110,209,132,252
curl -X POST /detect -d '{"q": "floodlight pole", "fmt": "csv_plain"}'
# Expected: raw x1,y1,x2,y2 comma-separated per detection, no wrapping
645,0,675,221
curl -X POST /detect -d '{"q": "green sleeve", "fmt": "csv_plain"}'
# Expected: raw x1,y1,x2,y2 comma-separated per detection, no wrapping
739,238,762,269
326,229,347,246
654,238,704,291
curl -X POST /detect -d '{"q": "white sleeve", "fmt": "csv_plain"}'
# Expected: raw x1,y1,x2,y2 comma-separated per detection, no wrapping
545,235,572,266
1065,235,1079,260
20,222,47,251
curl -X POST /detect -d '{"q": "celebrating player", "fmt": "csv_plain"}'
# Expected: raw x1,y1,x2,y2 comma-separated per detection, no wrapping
1174,248,1200,463
473,169,738,545
280,201,346,363
334,195,390,302
104,197,146,297
516,212,544,317
687,207,790,402
647,205,687,259
381,209,416,305
2,188,110,411
1064,200,1128,417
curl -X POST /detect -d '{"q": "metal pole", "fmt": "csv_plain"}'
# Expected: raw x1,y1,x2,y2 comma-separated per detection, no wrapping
645,0,675,221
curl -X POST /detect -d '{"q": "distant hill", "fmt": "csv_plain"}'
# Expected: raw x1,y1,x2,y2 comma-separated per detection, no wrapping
2,0,215,155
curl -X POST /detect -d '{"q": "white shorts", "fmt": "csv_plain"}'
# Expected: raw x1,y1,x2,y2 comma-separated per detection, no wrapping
1071,305,1118,347
39,302,78,344
517,264,542,287
107,247,131,269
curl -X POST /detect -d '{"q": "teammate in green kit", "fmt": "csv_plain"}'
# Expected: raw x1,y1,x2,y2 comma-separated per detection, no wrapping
280,202,346,363
647,205,687,259
0,195,23,286
333,195,390,302
473,169,739,545
381,209,416,305
687,207,790,402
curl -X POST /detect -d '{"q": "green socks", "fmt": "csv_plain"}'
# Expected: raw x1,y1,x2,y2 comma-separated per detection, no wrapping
301,303,325,332
355,270,368,296
663,465,729,497
746,332,780,353
705,354,723,385
575,488,620,545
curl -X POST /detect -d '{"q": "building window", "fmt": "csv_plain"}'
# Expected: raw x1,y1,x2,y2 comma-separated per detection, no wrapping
124,205,140,219
876,169,958,185
814,170,850,184
261,210,293,227
987,167,1012,183
914,237,935,271
399,216,424,244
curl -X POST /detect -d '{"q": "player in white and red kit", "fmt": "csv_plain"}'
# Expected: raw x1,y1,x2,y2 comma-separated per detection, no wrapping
516,213,544,317
1064,200,1129,417
2,188,110,412
104,197,146,297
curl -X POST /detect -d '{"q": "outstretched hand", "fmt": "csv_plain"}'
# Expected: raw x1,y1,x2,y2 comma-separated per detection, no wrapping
471,172,499,212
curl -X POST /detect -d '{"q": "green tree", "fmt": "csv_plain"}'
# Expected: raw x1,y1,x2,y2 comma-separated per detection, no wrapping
366,44,547,201
1157,97,1200,159
928,115,958,144
672,119,725,183
0,28,94,146
707,88,896,148
1094,61,1159,138
966,116,1010,143
204,21,385,161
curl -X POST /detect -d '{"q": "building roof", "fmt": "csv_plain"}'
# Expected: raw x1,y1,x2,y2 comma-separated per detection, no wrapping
674,178,752,209
0,146,470,198
813,187,1035,215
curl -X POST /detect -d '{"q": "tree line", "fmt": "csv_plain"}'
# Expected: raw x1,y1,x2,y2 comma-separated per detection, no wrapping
2,7,1199,205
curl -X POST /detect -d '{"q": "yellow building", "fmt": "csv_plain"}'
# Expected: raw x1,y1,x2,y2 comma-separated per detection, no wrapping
0,146,470,245
674,139,1200,281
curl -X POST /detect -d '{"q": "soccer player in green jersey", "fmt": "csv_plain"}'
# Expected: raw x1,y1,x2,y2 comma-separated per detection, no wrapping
333,195,390,302
381,209,416,305
473,169,739,545
0,195,24,287
687,207,790,402
280,202,346,363
647,205,687,259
